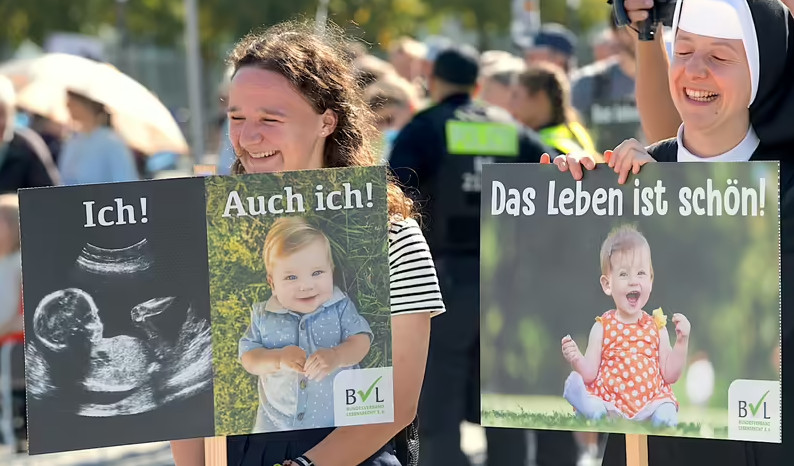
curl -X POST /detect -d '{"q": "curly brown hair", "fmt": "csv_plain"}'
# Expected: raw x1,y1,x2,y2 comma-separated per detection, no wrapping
226,20,414,220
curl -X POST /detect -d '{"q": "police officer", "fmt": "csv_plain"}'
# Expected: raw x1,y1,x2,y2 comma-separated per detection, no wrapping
389,44,566,466
509,63,599,162
571,11,644,153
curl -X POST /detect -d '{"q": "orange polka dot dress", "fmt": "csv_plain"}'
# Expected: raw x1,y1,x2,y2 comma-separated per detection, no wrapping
586,310,678,418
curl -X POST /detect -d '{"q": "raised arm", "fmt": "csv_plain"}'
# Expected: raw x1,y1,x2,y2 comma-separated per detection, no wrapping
624,0,682,141
659,313,691,384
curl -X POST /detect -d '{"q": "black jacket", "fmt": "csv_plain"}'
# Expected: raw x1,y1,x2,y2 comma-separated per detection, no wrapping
389,93,554,258
0,131,56,194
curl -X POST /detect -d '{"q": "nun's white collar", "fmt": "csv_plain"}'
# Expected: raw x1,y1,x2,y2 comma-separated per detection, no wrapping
676,123,759,162
257,286,347,314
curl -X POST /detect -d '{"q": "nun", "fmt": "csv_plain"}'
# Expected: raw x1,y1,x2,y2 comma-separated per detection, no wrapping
609,0,789,163
553,0,792,464
617,0,794,156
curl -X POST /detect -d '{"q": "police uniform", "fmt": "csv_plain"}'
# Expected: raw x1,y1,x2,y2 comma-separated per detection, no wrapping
571,57,644,154
389,44,576,466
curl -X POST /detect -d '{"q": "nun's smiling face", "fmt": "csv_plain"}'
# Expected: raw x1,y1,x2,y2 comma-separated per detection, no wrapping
669,30,751,136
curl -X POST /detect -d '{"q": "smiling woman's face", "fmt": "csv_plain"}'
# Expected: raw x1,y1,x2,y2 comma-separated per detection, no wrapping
226,67,337,174
669,29,752,135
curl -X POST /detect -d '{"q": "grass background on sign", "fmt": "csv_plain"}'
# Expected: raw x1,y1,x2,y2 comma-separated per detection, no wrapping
480,162,780,440
481,394,728,439
206,167,390,436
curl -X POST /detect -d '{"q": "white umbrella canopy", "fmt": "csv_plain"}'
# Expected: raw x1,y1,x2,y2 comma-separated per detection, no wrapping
0,53,189,156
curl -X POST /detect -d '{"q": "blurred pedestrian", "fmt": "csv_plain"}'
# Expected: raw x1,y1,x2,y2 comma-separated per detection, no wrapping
354,54,397,89
0,76,57,194
477,52,526,112
0,194,24,453
364,74,421,162
524,23,578,74
0,194,21,340
510,63,598,161
28,114,65,164
591,28,619,63
389,37,427,84
58,90,139,185
571,11,643,153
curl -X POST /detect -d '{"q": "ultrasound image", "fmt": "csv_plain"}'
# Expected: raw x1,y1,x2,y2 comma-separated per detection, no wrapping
26,239,212,417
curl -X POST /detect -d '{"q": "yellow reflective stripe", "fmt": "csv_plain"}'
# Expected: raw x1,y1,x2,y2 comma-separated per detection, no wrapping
539,123,598,157
445,120,519,156
568,121,597,154
538,125,581,155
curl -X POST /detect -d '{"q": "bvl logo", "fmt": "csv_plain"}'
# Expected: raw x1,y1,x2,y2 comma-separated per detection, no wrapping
346,376,384,405
738,390,771,419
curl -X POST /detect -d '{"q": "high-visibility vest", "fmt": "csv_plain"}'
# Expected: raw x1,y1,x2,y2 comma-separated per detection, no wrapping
538,121,600,161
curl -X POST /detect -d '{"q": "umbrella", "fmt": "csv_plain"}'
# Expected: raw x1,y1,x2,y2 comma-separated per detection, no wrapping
0,53,189,156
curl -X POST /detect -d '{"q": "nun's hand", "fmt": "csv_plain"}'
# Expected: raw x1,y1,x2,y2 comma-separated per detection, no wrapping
540,152,596,181
607,138,656,185
624,0,655,25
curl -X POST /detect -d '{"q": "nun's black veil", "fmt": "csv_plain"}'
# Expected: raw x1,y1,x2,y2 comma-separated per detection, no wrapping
748,0,794,154
603,2,791,465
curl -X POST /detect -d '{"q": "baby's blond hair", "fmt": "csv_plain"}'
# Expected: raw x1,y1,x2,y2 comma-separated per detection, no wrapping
599,224,653,276
262,217,333,275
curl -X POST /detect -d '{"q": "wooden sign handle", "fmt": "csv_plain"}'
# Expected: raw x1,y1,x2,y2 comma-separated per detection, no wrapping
625,434,649,466
205,437,228,466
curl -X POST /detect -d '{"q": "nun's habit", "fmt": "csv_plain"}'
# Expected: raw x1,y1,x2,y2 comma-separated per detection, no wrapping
750,5,794,153
602,1,792,465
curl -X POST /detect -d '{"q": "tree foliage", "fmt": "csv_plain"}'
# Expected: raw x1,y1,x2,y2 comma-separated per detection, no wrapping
1,0,616,59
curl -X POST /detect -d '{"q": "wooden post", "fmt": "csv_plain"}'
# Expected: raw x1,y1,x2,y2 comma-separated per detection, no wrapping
204,437,228,466
625,434,649,466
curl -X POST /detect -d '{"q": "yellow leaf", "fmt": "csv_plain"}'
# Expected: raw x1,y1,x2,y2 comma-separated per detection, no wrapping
652,307,667,329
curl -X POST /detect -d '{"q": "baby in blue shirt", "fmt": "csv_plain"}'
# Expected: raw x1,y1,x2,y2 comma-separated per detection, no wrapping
239,217,373,432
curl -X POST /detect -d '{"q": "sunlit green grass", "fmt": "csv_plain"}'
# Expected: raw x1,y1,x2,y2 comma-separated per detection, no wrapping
482,393,729,439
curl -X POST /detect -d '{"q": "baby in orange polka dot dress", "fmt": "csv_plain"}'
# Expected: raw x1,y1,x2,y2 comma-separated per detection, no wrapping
560,225,691,427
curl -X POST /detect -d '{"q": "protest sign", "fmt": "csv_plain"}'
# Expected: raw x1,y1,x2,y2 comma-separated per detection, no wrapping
206,168,393,436
480,162,781,443
18,166,392,454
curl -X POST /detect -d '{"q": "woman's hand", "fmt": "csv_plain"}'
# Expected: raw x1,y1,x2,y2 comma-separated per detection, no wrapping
607,138,656,184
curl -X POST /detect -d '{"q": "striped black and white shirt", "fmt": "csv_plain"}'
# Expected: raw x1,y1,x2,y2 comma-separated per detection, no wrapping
388,218,445,317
